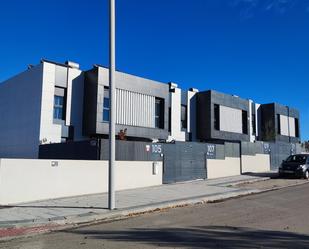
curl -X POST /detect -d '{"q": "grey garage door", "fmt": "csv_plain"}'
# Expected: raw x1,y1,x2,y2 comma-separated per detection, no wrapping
163,142,207,183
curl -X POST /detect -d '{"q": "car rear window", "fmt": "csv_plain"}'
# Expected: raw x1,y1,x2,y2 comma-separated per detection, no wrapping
286,155,308,164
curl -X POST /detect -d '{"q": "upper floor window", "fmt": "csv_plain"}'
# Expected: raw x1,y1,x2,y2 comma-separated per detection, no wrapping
277,114,281,135
242,110,248,134
181,105,187,129
53,95,64,120
155,98,164,129
214,104,220,130
295,118,300,138
103,88,110,122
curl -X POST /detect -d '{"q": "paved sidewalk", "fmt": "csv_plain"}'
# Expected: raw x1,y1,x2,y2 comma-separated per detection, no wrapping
0,174,271,239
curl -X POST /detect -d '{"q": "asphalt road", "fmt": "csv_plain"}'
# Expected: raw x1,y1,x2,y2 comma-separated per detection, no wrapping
1,182,309,249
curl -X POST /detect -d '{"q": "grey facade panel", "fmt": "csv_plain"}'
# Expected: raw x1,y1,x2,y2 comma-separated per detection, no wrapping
224,142,240,158
241,141,265,156
197,90,250,142
83,66,170,140
260,103,300,143
162,142,207,183
100,140,162,161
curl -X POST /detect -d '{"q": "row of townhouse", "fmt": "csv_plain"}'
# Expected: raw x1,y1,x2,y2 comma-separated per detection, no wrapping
0,59,301,159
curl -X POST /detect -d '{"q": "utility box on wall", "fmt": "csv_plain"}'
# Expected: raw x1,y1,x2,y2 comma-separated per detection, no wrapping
153,162,159,175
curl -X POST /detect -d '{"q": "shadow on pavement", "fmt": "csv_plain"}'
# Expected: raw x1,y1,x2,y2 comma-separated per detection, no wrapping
65,225,309,248
0,205,108,210
242,172,279,179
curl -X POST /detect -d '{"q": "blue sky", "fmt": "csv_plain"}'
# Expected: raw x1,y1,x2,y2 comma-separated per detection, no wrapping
0,0,308,140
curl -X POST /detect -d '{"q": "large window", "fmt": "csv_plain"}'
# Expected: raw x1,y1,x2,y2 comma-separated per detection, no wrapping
214,104,220,130
103,88,110,122
155,98,164,129
181,105,187,129
295,118,300,138
53,95,64,120
277,114,281,135
242,110,248,134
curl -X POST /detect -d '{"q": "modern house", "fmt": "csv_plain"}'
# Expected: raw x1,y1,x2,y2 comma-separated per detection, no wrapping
0,59,301,159
260,103,300,143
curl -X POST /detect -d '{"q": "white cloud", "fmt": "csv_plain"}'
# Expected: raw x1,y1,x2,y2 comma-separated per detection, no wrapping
232,0,308,18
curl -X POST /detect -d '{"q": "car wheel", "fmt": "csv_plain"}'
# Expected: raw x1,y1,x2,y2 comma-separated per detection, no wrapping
305,171,309,180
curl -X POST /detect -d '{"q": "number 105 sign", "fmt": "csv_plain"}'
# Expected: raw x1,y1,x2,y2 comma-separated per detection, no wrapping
146,144,162,154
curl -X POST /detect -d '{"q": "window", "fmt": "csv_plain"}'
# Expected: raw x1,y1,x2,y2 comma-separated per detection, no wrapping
286,155,307,164
277,114,281,135
252,114,256,135
214,104,220,130
295,118,299,138
103,88,110,122
181,105,187,129
155,98,164,129
242,110,248,134
53,95,64,120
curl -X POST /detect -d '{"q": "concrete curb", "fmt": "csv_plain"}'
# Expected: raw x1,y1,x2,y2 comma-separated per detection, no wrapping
0,188,260,241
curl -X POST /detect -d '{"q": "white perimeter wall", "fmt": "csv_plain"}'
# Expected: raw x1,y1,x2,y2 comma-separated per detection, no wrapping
241,154,270,173
0,159,162,205
207,157,241,179
0,65,43,158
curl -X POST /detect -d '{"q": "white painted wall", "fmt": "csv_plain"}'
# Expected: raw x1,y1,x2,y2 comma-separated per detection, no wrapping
220,105,243,134
289,117,296,137
241,154,270,173
0,159,163,205
187,90,198,141
40,62,85,143
39,62,62,144
279,115,296,137
207,157,241,179
170,87,185,141
69,68,87,141
255,103,261,139
280,115,289,136
0,65,43,158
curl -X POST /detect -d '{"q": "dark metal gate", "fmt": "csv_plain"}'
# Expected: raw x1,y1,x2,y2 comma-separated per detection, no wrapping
163,142,208,183
269,142,294,170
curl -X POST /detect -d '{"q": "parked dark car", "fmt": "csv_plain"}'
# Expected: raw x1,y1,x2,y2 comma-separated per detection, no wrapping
279,154,309,179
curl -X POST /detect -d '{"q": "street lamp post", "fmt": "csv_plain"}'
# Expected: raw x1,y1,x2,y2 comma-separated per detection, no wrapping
108,0,116,210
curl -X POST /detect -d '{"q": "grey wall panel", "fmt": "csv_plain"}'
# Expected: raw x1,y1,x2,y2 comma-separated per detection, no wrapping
241,141,265,156
39,140,99,160
197,90,250,142
100,139,162,161
269,142,293,170
163,142,207,183
225,142,240,158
